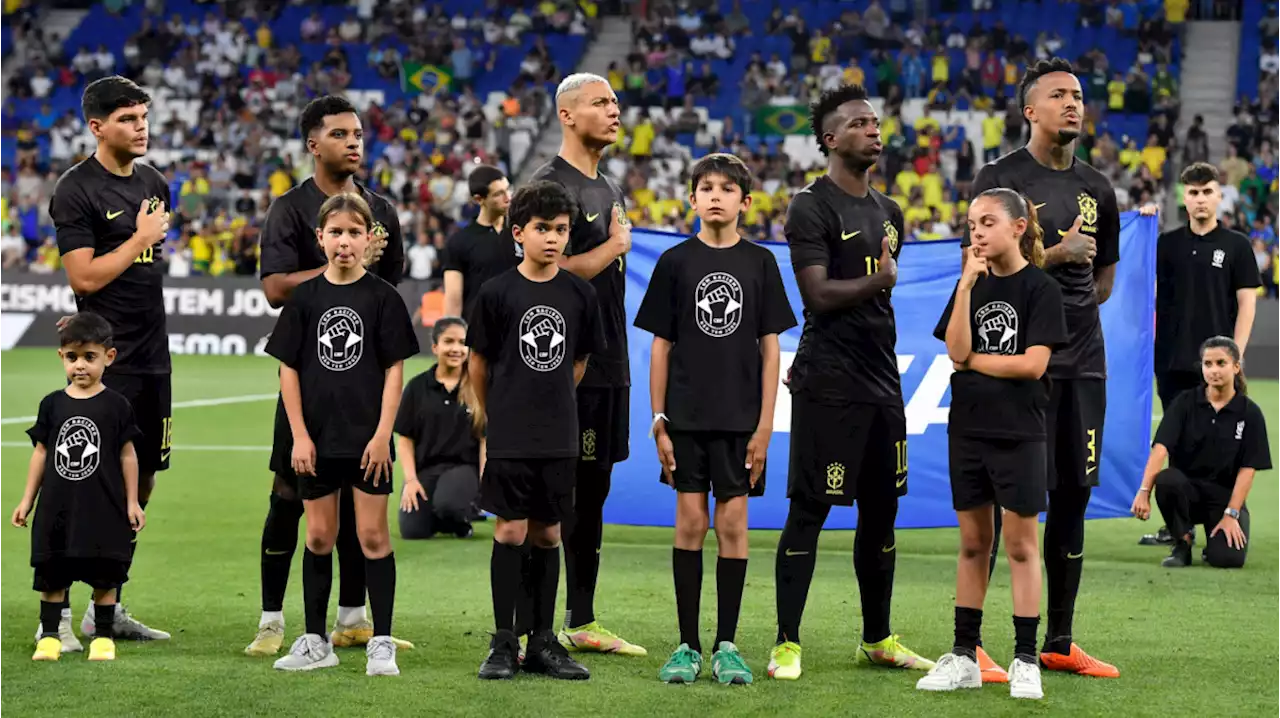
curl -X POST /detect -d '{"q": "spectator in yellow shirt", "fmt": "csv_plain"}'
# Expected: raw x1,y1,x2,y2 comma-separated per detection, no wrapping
1140,134,1167,180
630,113,656,157
1119,137,1142,171
1108,74,1126,111
932,53,950,85
268,166,293,198
810,31,832,65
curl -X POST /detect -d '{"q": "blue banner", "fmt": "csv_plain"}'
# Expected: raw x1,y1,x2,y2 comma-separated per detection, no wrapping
606,213,1158,529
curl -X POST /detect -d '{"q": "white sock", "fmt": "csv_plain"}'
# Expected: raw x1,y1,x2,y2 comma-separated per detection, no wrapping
260,611,284,628
337,605,366,626
60,607,72,619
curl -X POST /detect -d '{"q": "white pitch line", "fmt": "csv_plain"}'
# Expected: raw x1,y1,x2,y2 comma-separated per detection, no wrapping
1,441,269,451
0,392,277,426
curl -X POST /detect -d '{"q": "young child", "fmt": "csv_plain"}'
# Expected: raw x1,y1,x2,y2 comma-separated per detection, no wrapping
14,312,146,662
396,316,483,540
469,180,604,681
919,188,1067,700
266,193,419,676
634,153,797,685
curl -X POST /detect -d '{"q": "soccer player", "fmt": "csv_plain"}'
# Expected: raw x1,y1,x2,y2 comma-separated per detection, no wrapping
46,75,171,646
16,313,147,662
1132,336,1271,568
397,316,483,540
471,181,604,681
267,193,419,675
1141,163,1261,547
527,73,644,656
635,153,797,685
768,84,932,681
442,165,517,318
965,58,1122,679
247,95,408,656
917,189,1066,700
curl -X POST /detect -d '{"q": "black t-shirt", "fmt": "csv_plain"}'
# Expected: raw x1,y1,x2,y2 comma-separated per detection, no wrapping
1154,225,1262,374
784,176,906,406
26,388,140,564
394,369,480,474
1154,390,1272,489
266,272,420,458
933,264,1068,441
634,237,797,432
466,268,605,459
964,148,1121,380
529,157,629,388
258,178,405,286
441,220,520,318
49,158,172,374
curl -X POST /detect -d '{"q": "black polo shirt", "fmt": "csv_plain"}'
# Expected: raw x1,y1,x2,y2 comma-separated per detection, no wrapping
441,220,520,319
1154,224,1261,374
1154,389,1272,489
393,368,480,476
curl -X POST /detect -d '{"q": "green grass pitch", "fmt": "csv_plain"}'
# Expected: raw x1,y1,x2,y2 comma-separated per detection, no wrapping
1,349,1276,717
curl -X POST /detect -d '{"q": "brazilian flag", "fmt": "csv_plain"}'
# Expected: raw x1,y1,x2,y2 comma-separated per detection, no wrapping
754,105,809,135
401,62,452,95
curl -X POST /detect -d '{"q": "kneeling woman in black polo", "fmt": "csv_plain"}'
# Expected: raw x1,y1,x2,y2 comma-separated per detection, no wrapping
396,317,484,539
1132,336,1272,568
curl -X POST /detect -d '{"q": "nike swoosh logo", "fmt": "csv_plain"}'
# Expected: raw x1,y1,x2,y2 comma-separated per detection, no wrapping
1086,466,1098,475
1067,551,1084,560
896,477,906,488
1034,203,1046,210
881,543,896,553
841,230,860,240
264,549,290,555
784,549,810,557
585,212,600,223
106,210,125,220
1058,229,1069,237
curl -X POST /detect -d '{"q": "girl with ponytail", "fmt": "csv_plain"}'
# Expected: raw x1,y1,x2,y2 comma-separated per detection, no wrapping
396,317,485,540
919,188,1069,698
1132,335,1271,569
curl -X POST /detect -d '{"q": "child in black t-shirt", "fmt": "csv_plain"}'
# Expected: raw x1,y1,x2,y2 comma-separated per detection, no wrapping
920,188,1067,700
634,153,796,685
469,180,604,682
266,193,420,676
15,312,145,663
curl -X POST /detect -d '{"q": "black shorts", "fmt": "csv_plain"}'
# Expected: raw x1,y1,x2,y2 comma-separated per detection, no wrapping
662,431,764,500
1156,370,1200,413
1046,378,1106,490
480,457,577,523
269,395,296,486
299,457,395,501
787,397,908,507
102,372,172,474
949,436,1048,516
33,557,130,592
577,387,629,467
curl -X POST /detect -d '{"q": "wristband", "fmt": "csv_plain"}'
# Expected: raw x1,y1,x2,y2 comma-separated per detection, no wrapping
1138,488,1150,493
649,413,668,438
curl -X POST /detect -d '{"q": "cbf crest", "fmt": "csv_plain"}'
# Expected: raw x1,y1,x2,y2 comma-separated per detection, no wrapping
1077,193,1098,229
370,221,389,241
519,305,567,372
317,306,365,372
825,462,846,495
54,416,101,481
883,220,899,252
146,196,162,214
695,272,743,338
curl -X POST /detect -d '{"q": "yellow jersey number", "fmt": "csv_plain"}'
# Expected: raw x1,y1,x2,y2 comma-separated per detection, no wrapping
134,246,155,265
894,439,908,475
865,257,880,274
160,417,173,456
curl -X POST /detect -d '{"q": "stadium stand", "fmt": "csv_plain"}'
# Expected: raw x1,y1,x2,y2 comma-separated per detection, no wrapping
0,0,1270,288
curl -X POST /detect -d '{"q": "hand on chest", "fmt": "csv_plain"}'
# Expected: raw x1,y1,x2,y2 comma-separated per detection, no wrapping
1023,186,1100,245
833,211,898,274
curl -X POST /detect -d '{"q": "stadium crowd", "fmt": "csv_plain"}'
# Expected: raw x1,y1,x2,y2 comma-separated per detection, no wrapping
0,0,1275,291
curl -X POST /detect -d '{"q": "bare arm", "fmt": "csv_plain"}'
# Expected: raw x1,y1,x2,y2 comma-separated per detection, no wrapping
649,337,672,417
280,365,309,442
262,267,327,309
1094,263,1117,304
21,444,46,505
966,345,1053,380
794,264,893,314
559,242,624,281
1226,467,1256,513
1234,287,1258,354
573,356,589,386
375,362,405,443
443,270,464,317
469,353,489,418
757,334,781,432
1137,443,1169,493
944,286,974,364
397,435,419,484
121,441,139,506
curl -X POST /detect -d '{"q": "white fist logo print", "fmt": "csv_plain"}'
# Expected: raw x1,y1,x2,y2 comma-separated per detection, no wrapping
520,305,567,372
317,306,365,371
54,416,101,481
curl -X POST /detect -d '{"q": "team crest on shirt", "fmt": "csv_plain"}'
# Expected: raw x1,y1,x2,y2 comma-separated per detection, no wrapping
1212,249,1226,268
54,416,101,481
1077,193,1098,233
370,221,389,241
519,305,567,372
694,272,743,337
975,301,1019,355
582,429,597,460
146,196,162,214
825,462,846,495
317,306,365,372
883,220,900,252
